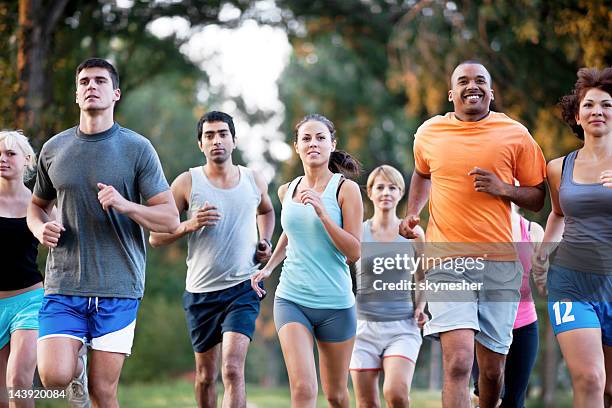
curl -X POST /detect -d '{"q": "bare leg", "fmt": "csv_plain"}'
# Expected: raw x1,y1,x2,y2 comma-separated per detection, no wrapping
87,350,125,408
278,323,317,408
440,329,474,408
557,328,605,408
318,337,354,408
350,370,380,408
382,357,415,408
602,344,611,408
194,345,220,408
475,342,505,408
0,342,9,408
220,332,250,408
37,337,82,389
6,330,38,408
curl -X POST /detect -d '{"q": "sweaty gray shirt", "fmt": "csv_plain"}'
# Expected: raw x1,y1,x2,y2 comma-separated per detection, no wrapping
34,123,169,298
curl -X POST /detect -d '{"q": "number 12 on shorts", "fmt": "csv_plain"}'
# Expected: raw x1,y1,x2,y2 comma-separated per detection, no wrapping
552,301,576,326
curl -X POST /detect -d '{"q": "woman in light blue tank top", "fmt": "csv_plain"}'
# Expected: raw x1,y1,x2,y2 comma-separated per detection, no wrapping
251,114,363,407
350,165,427,408
532,68,612,407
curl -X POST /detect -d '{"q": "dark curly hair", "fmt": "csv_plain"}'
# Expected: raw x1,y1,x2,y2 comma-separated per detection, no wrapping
559,67,612,140
294,114,361,179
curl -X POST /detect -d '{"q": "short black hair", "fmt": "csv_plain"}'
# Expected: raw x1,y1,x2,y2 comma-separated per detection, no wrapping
197,111,236,141
451,60,492,87
76,58,120,89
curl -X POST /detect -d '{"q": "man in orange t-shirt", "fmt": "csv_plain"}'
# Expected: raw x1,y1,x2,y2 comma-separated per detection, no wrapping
400,61,546,408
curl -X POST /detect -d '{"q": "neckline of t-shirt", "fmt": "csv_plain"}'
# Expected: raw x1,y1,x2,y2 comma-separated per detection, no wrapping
199,165,243,192
75,122,119,142
448,111,496,126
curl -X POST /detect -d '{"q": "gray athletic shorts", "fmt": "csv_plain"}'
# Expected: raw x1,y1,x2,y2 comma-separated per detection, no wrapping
423,260,521,354
274,296,356,342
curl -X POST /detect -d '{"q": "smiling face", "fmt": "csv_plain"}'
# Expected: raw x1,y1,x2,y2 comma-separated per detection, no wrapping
0,140,28,181
448,63,494,121
76,67,121,113
576,88,612,139
198,121,236,164
294,120,336,167
368,174,403,213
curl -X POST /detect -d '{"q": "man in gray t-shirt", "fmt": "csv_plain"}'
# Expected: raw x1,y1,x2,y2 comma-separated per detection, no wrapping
28,58,179,407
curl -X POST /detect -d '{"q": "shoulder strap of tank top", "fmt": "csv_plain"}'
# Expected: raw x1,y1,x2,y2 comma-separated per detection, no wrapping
238,165,259,196
561,150,578,183
284,176,302,203
519,216,531,242
323,173,342,199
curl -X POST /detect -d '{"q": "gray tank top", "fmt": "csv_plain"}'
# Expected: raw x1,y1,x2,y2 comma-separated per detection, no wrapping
356,219,416,321
551,150,612,274
185,166,261,292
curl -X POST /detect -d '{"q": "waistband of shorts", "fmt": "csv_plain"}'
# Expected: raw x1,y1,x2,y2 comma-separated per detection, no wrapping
0,287,44,305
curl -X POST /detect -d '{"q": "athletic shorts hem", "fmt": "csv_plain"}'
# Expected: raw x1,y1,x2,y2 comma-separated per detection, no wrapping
423,323,479,339
317,333,355,343
349,367,381,372
90,345,132,356
220,328,254,342
475,336,509,355
554,324,603,335
38,333,85,343
382,354,416,364
9,325,38,334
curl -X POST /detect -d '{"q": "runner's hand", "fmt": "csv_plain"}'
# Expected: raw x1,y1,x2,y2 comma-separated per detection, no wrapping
600,170,612,188
298,188,328,219
97,183,131,213
399,215,420,239
251,267,271,298
468,167,510,197
184,201,221,233
35,221,65,248
414,306,429,329
255,239,272,263
531,250,549,296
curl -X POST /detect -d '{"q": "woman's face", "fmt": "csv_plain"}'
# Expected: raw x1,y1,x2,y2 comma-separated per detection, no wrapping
576,88,612,138
294,120,336,167
368,174,402,213
0,141,28,181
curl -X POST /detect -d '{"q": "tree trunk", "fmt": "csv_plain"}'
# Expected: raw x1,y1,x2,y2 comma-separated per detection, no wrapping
16,0,69,146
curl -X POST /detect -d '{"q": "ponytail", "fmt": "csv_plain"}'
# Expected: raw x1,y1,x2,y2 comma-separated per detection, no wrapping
329,150,361,179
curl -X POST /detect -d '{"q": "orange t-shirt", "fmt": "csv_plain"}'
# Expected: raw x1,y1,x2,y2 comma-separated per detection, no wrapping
414,112,546,257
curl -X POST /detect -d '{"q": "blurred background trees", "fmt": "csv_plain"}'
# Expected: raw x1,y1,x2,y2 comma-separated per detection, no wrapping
4,0,610,403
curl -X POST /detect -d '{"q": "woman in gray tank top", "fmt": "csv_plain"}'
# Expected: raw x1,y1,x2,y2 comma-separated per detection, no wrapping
349,165,428,408
532,67,612,407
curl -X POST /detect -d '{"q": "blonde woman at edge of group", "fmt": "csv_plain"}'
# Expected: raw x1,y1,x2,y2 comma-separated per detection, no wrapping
349,165,428,408
251,113,363,408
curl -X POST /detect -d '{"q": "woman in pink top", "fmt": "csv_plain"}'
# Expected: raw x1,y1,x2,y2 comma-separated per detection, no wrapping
473,204,543,407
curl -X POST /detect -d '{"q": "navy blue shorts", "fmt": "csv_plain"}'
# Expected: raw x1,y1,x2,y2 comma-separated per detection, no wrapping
273,296,356,342
183,280,263,353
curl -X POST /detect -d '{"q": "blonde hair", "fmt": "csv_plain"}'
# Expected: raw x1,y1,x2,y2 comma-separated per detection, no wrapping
366,165,405,197
0,130,36,175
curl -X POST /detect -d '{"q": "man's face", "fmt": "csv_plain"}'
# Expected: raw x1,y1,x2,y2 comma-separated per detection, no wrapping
448,64,493,119
75,67,120,113
198,121,235,164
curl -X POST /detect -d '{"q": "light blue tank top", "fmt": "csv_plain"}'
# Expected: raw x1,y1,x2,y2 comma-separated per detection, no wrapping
552,150,612,274
276,173,355,309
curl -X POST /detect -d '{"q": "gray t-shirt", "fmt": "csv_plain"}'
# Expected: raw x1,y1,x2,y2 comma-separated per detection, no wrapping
34,123,169,298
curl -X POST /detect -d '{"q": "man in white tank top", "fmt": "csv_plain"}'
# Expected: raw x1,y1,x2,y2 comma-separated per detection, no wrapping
150,111,275,408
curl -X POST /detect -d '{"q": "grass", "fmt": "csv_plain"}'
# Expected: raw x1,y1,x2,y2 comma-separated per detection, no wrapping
36,380,573,407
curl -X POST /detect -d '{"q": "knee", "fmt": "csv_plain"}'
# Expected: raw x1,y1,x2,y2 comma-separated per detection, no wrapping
356,397,380,408
444,351,472,382
383,387,409,408
89,381,116,404
292,380,317,402
573,367,605,394
38,365,73,389
6,368,35,389
195,366,217,389
479,363,504,385
221,361,244,385
325,388,349,407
